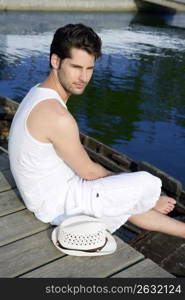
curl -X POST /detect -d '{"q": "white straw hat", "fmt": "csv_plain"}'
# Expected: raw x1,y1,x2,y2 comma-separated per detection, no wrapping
51,215,117,256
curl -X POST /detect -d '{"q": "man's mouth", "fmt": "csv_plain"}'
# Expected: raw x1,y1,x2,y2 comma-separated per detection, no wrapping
74,83,85,89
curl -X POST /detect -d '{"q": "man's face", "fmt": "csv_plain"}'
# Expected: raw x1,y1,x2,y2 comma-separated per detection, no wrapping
56,48,95,97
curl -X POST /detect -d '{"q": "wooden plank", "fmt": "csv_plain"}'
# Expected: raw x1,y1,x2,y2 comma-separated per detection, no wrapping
0,209,50,246
85,147,128,173
0,169,16,192
0,228,65,278
21,236,144,278
160,243,185,277
112,258,175,278
130,222,185,277
0,188,25,216
0,150,9,171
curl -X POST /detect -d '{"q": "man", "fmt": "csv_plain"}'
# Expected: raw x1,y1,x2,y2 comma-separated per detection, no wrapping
8,24,185,238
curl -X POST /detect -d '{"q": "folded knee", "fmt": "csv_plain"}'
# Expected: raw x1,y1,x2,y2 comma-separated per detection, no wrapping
139,171,161,186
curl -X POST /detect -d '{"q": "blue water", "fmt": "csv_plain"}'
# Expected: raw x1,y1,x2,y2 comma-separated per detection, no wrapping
0,11,185,187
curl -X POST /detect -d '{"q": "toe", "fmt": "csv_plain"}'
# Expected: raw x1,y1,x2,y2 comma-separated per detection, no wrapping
167,198,176,205
170,204,175,210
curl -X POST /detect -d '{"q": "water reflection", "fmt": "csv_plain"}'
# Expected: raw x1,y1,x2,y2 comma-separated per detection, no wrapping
0,11,185,186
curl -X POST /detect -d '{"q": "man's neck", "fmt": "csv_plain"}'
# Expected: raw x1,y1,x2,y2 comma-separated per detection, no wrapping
39,71,69,104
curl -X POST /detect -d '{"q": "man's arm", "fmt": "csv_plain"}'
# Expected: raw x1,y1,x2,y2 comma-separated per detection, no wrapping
47,103,113,180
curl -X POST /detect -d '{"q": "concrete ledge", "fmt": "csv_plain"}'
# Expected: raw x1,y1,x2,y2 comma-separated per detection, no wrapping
136,0,185,12
0,0,137,12
145,0,185,11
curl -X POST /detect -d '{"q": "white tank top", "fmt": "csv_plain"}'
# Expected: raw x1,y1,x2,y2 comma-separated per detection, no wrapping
8,84,76,222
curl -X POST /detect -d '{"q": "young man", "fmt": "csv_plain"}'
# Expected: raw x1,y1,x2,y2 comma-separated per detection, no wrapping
8,24,185,237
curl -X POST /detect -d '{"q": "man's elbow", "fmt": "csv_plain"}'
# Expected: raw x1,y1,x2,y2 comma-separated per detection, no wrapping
78,168,98,181
77,162,111,180
80,171,98,181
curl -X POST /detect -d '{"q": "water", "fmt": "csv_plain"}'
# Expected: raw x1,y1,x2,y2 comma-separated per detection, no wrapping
0,11,185,187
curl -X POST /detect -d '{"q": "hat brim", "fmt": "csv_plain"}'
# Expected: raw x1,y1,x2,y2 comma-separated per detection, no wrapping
51,226,117,257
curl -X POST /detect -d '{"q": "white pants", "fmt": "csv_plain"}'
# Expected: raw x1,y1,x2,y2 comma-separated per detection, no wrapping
51,171,162,233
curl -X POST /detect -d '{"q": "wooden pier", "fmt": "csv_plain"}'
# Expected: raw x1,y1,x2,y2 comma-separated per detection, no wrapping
0,146,174,278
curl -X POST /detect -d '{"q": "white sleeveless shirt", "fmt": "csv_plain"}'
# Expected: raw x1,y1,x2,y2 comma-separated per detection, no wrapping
8,84,76,222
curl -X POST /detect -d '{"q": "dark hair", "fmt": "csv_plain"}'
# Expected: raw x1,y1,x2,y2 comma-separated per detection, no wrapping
50,23,102,67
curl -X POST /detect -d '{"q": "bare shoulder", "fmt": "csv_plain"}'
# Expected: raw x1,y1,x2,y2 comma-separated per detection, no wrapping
46,100,77,129
33,98,67,115
32,98,76,125
27,98,78,143
39,99,79,138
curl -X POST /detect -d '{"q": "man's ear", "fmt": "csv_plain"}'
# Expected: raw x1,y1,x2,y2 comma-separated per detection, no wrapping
50,54,61,69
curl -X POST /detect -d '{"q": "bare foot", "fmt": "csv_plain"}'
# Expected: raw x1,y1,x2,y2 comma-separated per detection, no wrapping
154,196,176,214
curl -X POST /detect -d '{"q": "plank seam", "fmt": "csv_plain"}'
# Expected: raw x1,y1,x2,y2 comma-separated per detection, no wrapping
0,207,26,218
108,256,145,277
0,224,52,247
18,254,67,278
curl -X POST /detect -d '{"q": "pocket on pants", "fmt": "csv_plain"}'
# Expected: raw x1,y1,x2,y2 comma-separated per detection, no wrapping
91,184,142,217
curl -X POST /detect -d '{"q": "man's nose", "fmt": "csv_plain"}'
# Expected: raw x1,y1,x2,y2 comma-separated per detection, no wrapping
79,69,87,82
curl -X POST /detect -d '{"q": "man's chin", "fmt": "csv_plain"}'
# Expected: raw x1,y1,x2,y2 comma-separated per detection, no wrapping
72,88,86,95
